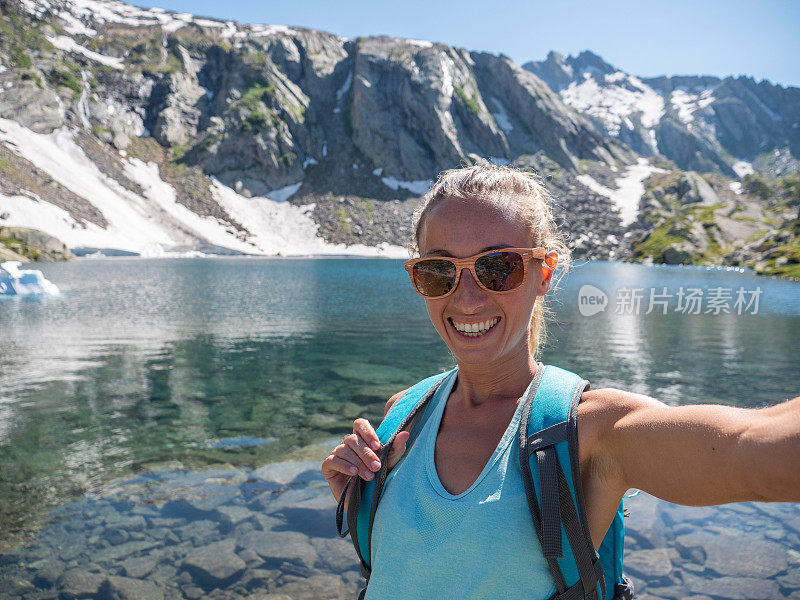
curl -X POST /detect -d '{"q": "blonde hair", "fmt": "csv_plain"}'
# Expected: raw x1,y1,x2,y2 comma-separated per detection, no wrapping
409,164,571,356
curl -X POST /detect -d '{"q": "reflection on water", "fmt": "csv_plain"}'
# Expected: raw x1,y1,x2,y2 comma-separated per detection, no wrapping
1,258,799,598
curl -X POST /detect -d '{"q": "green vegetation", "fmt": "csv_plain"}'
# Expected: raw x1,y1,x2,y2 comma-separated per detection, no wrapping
284,102,306,122
633,203,728,264
239,79,276,111
20,71,43,88
690,203,727,224
362,199,374,222
277,152,296,167
125,38,184,74
759,239,800,279
743,174,772,199
163,49,184,73
168,144,191,162
632,221,685,263
244,111,274,132
10,45,32,69
336,205,351,235
243,51,267,67
126,38,163,73
0,234,41,262
453,85,481,115
46,68,83,98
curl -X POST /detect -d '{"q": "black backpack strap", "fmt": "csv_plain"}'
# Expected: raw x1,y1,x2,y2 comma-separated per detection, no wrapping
519,372,605,600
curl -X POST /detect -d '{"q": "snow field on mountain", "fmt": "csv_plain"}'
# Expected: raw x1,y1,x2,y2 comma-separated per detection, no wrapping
577,158,666,226
670,89,715,126
0,120,406,257
561,74,664,136
46,35,123,69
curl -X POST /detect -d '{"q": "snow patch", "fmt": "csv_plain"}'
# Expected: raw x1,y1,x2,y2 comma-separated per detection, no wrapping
439,55,454,97
577,158,665,226
210,180,406,257
47,35,124,69
732,160,754,177
729,182,742,195
336,71,353,102
56,9,97,36
19,0,49,17
0,120,405,258
561,74,664,136
490,97,513,132
302,157,318,169
406,39,432,48
249,24,294,37
0,120,178,255
670,88,715,125
268,182,302,202
488,157,510,166
372,167,383,176
382,176,432,196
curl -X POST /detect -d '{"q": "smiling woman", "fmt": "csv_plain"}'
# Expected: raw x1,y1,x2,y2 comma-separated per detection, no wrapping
321,164,800,600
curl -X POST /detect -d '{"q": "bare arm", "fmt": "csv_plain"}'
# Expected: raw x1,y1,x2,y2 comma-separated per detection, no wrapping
583,389,800,506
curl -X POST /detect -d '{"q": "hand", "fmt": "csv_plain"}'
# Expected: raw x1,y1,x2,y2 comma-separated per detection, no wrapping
322,418,411,503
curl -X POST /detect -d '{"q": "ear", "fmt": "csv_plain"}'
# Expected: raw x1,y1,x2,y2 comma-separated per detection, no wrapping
539,252,558,292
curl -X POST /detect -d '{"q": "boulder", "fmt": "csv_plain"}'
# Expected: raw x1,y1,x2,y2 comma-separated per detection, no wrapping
182,539,246,589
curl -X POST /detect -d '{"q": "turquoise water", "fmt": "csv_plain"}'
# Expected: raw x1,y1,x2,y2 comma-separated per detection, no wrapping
1,258,799,598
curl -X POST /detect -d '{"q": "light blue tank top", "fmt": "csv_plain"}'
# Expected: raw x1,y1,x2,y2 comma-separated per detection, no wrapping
366,370,557,599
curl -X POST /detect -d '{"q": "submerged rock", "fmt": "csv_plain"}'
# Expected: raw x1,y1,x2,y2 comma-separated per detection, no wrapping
182,539,246,589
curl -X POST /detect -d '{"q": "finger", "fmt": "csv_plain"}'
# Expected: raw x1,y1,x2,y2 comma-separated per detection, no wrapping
323,455,359,479
353,418,381,452
387,431,409,470
344,431,382,471
336,443,376,480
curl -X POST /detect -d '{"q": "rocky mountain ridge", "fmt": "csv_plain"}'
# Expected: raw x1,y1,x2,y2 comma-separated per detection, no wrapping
524,51,800,178
0,0,798,277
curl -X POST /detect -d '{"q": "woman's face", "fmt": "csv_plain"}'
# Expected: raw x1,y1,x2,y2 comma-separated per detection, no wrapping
417,196,552,367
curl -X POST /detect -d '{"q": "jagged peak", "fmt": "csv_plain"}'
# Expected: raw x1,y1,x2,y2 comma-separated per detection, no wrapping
570,50,618,77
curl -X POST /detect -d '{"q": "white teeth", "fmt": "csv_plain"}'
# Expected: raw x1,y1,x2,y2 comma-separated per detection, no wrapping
451,317,499,337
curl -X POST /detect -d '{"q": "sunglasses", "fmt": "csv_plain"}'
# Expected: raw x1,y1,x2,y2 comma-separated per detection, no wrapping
404,247,556,299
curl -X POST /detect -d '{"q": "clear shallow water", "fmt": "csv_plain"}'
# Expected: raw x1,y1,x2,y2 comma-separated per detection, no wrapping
1,258,799,598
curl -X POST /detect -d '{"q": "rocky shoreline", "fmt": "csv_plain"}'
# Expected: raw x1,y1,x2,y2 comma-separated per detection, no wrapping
0,457,798,600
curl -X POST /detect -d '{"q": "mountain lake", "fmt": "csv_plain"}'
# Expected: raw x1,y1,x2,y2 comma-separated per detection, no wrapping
0,257,799,600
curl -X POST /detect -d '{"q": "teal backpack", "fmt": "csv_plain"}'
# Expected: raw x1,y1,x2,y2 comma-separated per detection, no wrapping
336,364,633,600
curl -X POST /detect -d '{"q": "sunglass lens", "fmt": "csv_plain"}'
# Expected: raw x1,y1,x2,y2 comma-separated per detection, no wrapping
475,252,525,291
413,260,457,297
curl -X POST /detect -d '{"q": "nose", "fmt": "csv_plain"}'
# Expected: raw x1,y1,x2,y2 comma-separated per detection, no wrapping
452,267,486,308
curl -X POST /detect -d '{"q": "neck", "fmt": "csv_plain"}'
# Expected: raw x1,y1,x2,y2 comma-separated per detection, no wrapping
451,345,538,408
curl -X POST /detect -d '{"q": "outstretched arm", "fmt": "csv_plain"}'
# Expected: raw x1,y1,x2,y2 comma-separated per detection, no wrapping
583,389,800,506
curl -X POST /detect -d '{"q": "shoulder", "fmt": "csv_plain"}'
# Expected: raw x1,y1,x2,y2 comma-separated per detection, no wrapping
385,387,411,417
576,387,668,456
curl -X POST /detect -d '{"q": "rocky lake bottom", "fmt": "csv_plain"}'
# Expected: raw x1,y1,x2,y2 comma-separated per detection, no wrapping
0,456,798,600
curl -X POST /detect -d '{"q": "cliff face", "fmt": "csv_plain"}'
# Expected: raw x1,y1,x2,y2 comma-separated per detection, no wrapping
0,0,637,257
0,0,798,275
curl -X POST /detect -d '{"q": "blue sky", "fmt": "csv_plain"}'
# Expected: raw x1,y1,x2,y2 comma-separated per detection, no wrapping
130,0,800,87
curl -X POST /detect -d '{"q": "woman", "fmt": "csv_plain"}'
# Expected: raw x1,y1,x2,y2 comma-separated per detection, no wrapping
321,164,800,599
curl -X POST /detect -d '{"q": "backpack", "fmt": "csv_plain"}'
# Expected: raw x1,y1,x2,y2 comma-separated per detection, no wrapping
336,363,634,600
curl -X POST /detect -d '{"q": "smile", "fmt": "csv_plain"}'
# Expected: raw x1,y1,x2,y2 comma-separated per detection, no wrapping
450,317,500,337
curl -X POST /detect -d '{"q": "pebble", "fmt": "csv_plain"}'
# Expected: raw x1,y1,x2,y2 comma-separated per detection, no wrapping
0,465,797,600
